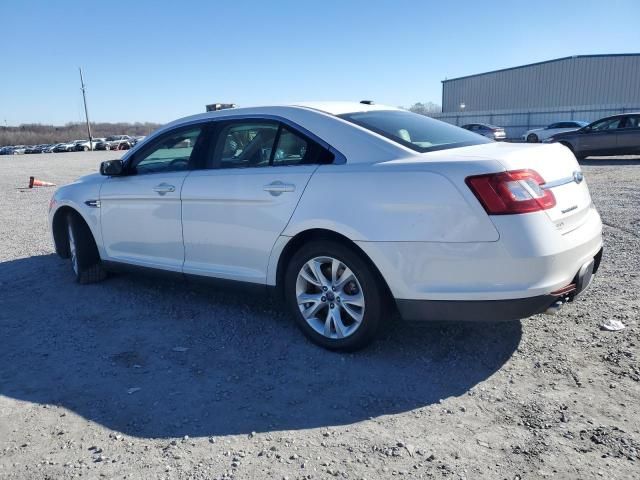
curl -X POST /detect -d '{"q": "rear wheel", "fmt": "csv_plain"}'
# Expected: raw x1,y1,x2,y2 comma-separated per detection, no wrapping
284,240,386,351
526,133,538,143
66,213,107,284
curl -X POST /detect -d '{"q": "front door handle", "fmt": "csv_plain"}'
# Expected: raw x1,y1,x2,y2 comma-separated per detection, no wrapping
153,183,176,195
263,181,295,196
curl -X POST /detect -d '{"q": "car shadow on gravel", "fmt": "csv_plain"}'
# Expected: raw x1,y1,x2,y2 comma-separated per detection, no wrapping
0,254,522,439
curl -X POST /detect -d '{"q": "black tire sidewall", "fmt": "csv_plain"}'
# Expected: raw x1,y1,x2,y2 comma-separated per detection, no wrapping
284,240,384,351
527,134,538,143
67,213,101,282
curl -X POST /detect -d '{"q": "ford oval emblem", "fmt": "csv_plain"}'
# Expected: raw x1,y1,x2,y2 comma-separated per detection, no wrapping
573,171,584,184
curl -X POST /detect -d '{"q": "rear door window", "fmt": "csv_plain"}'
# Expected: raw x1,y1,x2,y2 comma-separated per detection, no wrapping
210,121,335,169
272,126,334,166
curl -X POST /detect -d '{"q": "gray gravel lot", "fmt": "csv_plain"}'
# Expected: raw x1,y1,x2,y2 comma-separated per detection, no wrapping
0,152,639,479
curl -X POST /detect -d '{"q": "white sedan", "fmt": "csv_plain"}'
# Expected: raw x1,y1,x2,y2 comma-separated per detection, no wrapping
523,121,588,143
49,102,603,350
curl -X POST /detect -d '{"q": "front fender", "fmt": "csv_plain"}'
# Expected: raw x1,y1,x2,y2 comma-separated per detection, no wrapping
49,179,104,258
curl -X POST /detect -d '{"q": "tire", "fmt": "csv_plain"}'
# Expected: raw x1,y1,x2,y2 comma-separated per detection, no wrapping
284,240,386,351
526,133,538,143
83,146,89,151
66,213,107,284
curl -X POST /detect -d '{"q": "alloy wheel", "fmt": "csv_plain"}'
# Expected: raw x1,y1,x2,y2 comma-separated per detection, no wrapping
295,256,365,339
68,224,78,275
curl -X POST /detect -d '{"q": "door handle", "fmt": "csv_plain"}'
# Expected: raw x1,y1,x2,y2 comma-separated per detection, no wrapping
263,181,295,196
153,183,176,195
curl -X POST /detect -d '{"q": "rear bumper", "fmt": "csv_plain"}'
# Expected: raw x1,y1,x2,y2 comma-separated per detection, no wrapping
396,295,557,322
397,247,602,322
356,205,603,302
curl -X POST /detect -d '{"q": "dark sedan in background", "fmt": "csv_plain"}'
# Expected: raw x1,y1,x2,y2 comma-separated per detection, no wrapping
544,113,640,159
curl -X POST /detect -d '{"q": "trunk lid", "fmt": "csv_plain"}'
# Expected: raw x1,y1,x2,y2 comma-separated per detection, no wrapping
445,142,592,233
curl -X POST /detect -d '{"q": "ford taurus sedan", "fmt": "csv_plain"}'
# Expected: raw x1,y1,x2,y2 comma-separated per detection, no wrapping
49,102,603,350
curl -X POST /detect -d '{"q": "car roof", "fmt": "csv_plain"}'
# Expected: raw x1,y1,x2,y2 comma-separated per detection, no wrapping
127,102,414,164
164,102,400,127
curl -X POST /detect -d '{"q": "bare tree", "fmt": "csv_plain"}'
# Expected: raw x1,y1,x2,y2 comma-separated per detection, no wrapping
0,122,162,146
406,102,441,116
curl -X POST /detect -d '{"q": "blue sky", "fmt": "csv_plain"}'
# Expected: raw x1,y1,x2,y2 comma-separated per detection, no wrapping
1,0,638,125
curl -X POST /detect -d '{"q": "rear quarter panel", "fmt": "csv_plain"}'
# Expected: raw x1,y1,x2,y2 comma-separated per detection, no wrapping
283,159,501,242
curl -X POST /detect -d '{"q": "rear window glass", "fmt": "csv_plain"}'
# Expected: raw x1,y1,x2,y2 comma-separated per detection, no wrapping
339,110,492,152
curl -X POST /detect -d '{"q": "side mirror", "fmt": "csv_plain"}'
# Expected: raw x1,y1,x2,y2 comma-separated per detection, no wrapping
100,159,125,176
581,126,591,133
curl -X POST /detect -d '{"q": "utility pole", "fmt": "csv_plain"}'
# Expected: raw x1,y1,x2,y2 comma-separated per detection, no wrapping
79,68,93,149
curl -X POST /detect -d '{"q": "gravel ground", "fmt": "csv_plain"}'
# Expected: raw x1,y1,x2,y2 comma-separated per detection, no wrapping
0,152,638,480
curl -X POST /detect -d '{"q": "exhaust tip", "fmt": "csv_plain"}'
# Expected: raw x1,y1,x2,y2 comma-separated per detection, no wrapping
544,301,564,315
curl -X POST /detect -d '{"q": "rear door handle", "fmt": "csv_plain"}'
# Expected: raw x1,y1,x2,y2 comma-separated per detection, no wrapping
153,183,176,195
263,181,295,196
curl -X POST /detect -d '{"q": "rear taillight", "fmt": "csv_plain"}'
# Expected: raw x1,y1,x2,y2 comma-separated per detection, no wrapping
465,169,556,215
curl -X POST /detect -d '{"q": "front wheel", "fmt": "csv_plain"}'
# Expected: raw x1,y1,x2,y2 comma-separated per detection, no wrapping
284,240,386,351
526,133,538,143
67,213,107,284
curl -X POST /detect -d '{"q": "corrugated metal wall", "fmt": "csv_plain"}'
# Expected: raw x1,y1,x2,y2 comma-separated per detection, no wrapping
442,55,640,112
437,54,640,138
431,103,640,139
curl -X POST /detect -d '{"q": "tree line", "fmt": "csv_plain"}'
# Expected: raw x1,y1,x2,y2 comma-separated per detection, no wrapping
1,103,441,146
0,122,163,146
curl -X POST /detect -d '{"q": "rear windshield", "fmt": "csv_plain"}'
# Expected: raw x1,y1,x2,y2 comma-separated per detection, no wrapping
339,110,492,153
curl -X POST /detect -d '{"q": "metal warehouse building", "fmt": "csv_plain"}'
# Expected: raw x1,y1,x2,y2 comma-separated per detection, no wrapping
433,54,640,138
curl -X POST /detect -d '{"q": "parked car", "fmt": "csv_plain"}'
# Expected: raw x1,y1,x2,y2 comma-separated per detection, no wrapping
0,146,15,155
461,123,506,141
53,142,75,153
38,144,54,153
49,102,603,350
130,135,146,146
96,135,133,151
543,113,640,159
11,145,26,154
25,145,40,154
74,138,106,151
523,121,588,143
44,143,64,153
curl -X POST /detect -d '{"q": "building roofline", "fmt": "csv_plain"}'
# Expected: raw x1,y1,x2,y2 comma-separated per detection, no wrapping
441,53,640,83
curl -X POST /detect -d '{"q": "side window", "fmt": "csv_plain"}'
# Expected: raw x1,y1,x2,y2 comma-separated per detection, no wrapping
548,123,561,129
591,118,623,131
132,127,202,175
273,126,335,166
213,122,278,169
622,116,640,129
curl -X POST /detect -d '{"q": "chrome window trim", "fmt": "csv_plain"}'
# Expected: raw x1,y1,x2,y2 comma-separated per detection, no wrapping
122,114,347,166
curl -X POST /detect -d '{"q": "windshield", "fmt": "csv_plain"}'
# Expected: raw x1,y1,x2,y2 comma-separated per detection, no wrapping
338,110,492,153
